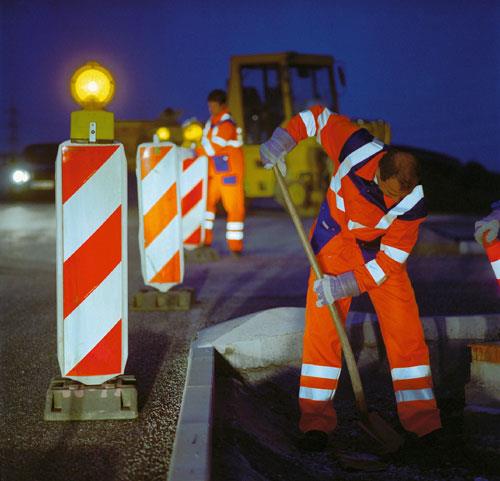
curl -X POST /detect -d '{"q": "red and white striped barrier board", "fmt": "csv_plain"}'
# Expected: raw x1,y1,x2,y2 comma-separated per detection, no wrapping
56,142,128,385
178,149,208,250
136,142,183,292
485,239,500,287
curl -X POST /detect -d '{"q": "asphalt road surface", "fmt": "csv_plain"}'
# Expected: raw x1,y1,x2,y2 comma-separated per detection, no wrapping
0,201,498,481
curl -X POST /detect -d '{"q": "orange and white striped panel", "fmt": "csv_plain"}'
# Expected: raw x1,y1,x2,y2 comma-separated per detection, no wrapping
178,149,208,250
56,141,128,386
485,239,500,287
136,142,183,292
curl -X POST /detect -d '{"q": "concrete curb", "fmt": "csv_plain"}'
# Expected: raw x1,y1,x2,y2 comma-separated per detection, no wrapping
167,346,214,481
167,308,500,480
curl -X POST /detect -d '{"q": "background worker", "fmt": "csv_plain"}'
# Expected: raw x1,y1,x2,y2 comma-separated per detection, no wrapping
196,89,245,255
260,105,442,451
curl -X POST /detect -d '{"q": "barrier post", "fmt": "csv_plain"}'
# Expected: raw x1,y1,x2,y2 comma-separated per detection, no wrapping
133,142,194,311
484,239,500,287
44,61,137,421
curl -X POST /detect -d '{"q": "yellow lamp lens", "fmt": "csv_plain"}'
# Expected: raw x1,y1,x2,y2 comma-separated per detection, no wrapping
70,62,115,109
183,123,203,142
156,127,171,141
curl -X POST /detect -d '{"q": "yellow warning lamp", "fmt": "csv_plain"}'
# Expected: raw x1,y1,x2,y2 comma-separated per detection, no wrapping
182,120,203,145
70,61,115,143
156,126,171,141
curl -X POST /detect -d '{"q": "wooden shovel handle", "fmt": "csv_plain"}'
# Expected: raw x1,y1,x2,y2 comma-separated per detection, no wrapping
273,165,368,417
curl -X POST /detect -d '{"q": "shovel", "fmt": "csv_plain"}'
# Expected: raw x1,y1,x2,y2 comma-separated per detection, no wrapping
273,165,404,454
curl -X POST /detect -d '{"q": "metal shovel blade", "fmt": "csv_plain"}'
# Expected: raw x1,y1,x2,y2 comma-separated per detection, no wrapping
358,412,405,454
335,449,388,472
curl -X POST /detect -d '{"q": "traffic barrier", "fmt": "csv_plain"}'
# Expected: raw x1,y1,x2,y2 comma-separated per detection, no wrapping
136,142,183,292
179,150,208,250
485,239,500,287
56,142,128,386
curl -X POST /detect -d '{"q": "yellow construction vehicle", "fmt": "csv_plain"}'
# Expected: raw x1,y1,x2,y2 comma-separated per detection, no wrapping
227,52,391,216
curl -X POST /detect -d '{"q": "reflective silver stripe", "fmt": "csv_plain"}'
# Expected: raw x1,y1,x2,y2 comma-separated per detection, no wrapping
395,388,434,403
301,363,341,380
492,259,500,279
205,211,215,220
204,220,214,229
227,139,243,147
347,219,367,230
330,140,385,194
335,194,345,212
227,221,244,230
226,231,244,240
220,113,231,121
299,110,317,137
328,139,384,214
365,259,386,285
375,185,424,229
299,386,335,401
211,135,227,147
316,107,332,144
381,244,410,263
201,136,215,156
391,365,431,381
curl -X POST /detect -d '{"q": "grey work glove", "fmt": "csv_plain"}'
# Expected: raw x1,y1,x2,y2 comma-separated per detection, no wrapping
314,271,361,307
475,209,500,245
259,127,296,176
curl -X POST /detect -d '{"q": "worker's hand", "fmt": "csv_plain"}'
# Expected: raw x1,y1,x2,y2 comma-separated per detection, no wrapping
259,127,296,176
475,219,499,245
475,207,500,245
314,272,360,307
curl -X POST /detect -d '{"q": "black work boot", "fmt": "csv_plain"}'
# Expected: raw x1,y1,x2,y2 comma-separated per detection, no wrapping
297,430,329,452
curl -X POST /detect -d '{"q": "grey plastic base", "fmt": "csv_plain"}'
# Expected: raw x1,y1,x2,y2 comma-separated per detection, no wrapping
184,246,220,263
44,375,138,421
132,287,195,311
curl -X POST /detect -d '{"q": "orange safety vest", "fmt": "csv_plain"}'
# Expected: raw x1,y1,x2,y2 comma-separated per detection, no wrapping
197,108,244,180
286,105,426,293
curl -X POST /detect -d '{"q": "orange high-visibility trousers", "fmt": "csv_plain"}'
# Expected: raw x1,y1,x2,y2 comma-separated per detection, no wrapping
299,234,441,437
204,170,245,252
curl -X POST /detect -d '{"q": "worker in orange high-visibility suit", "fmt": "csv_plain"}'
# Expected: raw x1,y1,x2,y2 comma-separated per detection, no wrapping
260,105,442,452
196,89,245,254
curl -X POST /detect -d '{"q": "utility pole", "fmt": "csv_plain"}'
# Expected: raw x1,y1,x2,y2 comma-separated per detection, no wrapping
7,105,18,153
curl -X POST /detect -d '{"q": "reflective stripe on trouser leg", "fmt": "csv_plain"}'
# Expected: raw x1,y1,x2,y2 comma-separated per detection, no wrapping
368,268,441,436
220,178,245,252
205,173,220,247
299,267,352,433
204,211,215,246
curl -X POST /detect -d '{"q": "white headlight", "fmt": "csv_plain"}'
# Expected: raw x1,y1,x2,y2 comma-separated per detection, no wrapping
12,169,31,184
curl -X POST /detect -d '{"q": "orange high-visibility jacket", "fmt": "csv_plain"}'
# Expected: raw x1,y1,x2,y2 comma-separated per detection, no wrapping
196,108,244,180
286,105,427,292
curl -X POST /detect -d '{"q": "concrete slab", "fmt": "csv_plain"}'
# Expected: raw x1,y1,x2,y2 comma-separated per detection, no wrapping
194,307,500,371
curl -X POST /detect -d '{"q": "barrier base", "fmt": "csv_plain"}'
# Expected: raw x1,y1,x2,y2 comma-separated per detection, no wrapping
44,375,138,421
132,287,195,311
184,246,220,263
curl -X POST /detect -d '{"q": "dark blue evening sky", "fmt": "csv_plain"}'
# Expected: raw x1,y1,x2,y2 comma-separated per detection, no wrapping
1,0,499,171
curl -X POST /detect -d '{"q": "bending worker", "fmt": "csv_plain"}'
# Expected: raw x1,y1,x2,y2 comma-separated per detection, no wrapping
196,89,245,255
260,105,442,451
